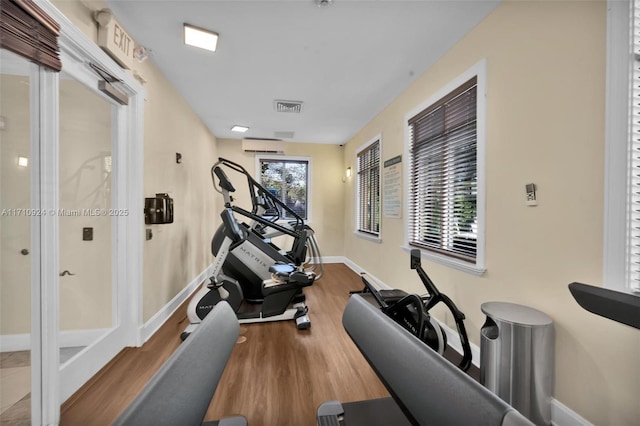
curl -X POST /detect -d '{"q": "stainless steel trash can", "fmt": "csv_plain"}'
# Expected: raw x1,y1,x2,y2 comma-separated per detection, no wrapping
480,302,554,426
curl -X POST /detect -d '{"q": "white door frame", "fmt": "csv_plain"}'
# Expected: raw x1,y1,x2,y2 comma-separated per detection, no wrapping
33,1,145,423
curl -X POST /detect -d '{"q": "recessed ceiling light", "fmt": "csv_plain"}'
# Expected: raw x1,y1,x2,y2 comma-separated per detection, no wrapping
231,125,249,133
17,156,28,167
184,24,219,52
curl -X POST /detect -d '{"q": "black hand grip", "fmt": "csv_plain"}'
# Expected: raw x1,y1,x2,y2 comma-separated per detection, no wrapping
213,166,236,192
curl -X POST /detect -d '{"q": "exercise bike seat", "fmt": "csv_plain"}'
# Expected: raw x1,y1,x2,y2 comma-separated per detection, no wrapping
269,263,296,276
269,263,315,287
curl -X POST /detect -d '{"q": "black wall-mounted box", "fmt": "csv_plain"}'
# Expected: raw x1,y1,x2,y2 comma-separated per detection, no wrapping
144,193,174,225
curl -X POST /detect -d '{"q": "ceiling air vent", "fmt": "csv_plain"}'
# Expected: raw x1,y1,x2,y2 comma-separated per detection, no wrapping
274,100,303,113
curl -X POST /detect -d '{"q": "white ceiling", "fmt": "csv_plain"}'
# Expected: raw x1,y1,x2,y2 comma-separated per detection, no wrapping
106,0,499,144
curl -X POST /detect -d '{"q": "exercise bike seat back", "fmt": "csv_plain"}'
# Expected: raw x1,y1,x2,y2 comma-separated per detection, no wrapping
329,295,533,426
113,302,245,426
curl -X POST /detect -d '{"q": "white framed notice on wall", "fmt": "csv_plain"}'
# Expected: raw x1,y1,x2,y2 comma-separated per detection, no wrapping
383,155,402,218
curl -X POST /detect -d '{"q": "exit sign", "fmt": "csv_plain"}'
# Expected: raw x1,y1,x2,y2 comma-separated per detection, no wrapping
98,19,134,69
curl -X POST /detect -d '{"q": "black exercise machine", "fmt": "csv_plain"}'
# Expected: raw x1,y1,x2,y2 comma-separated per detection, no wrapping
356,249,472,371
182,160,317,339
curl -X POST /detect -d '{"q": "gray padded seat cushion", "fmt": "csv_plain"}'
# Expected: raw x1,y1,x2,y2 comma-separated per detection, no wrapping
343,295,533,426
113,301,240,426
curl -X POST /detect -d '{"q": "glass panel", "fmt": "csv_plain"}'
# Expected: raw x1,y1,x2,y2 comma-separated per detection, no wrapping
0,49,33,424
58,72,114,366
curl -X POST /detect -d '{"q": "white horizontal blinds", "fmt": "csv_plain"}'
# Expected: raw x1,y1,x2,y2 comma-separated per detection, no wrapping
357,140,380,235
629,0,640,293
408,77,478,262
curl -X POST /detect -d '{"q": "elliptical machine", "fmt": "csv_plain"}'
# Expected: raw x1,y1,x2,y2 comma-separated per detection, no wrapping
210,158,322,302
181,161,318,340
358,249,472,371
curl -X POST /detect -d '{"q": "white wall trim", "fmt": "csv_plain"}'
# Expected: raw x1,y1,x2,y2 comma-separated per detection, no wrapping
551,399,593,426
0,329,113,352
140,263,216,343
343,257,588,426
319,255,346,264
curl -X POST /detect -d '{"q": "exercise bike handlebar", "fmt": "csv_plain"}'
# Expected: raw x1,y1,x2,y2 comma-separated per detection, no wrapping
213,166,236,193
214,157,306,228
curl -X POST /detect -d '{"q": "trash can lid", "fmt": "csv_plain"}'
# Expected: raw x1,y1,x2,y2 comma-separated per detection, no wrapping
481,302,553,326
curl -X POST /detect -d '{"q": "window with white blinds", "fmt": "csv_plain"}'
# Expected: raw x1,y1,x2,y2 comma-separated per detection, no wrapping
356,138,380,236
408,77,478,262
627,0,640,292
605,0,640,293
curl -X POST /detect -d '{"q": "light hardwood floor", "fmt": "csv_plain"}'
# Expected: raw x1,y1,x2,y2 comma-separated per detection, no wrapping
61,263,391,426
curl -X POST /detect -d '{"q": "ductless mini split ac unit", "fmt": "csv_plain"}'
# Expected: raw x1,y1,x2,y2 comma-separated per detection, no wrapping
242,139,285,154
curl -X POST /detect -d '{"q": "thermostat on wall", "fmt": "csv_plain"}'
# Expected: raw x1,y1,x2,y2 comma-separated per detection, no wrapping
526,183,537,206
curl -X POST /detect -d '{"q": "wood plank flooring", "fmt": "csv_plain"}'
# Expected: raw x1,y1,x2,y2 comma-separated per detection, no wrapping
61,263,390,426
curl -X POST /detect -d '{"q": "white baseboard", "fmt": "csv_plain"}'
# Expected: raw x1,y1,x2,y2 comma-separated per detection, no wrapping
551,399,592,426
140,263,215,343
343,257,589,426
320,256,347,264
1,328,113,352
0,334,30,352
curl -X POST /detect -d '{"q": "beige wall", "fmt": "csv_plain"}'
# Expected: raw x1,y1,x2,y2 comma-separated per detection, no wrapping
216,138,344,257
341,1,638,424
52,0,220,322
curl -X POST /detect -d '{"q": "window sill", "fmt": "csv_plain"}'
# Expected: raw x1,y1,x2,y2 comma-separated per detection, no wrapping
401,246,486,276
355,231,382,244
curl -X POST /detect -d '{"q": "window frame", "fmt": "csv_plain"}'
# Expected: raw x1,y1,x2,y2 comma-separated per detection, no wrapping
354,135,382,242
255,155,312,223
403,60,486,276
603,0,638,294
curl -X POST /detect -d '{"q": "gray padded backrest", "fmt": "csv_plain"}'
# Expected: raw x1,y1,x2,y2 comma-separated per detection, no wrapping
343,295,533,426
113,301,240,426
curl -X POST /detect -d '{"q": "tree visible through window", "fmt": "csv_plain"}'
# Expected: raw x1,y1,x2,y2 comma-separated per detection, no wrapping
408,77,478,262
259,157,309,220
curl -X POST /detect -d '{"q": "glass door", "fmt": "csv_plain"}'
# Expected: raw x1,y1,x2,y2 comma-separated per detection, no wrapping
58,72,114,363
0,49,38,425
58,69,127,401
